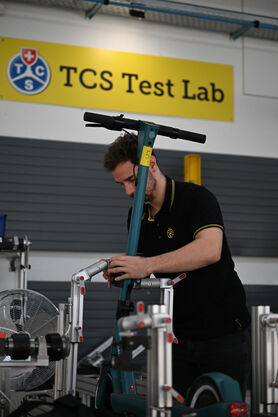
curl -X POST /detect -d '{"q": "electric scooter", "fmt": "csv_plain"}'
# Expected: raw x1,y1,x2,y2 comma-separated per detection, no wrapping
64,112,248,417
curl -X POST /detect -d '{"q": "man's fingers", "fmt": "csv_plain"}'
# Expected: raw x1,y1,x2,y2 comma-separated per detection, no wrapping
109,259,127,268
108,266,127,275
115,273,129,281
103,271,110,280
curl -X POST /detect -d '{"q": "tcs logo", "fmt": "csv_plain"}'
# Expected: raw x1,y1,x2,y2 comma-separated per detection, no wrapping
7,48,51,95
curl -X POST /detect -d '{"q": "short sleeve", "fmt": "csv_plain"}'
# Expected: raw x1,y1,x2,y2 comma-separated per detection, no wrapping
190,186,224,238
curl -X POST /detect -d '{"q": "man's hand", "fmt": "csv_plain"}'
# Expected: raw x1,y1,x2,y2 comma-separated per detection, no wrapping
105,227,223,283
108,255,151,281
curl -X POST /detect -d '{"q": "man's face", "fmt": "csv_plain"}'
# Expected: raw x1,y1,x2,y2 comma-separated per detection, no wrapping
112,160,156,203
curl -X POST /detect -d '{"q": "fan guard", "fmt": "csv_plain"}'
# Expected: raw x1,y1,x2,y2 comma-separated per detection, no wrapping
0,289,59,391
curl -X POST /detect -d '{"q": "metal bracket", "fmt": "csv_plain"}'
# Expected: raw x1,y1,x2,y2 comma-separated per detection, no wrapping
86,2,103,19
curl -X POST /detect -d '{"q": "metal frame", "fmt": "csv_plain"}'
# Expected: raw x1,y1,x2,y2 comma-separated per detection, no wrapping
54,259,110,398
0,236,32,415
55,267,185,399
75,275,185,374
251,306,278,416
117,301,183,417
0,236,31,290
0,336,50,416
73,274,186,415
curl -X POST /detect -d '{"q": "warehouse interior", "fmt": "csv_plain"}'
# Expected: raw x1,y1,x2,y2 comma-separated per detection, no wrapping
0,1,278,416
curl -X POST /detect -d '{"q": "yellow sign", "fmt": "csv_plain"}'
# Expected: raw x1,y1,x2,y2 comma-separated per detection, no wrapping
140,146,153,167
0,37,234,121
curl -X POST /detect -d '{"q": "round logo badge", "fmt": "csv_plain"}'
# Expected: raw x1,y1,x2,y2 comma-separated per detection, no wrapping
166,227,174,239
7,47,51,95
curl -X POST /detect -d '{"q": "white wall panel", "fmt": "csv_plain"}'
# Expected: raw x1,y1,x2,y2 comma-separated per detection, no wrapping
0,251,275,286
243,38,278,98
0,252,272,286
243,0,278,16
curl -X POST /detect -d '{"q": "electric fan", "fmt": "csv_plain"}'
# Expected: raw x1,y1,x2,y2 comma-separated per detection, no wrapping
0,289,59,391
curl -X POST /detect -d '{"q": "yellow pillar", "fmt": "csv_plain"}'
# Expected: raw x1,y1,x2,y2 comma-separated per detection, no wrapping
184,154,201,185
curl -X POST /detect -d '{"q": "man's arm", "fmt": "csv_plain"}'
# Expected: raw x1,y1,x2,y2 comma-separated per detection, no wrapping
108,227,223,281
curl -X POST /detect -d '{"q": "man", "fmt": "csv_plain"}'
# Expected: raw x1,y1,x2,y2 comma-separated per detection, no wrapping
103,132,251,400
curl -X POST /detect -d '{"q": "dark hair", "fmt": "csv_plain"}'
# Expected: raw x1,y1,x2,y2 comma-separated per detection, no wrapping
104,132,156,171
104,132,138,171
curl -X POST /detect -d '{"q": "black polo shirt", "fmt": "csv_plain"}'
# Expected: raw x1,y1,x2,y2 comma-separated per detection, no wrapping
128,176,250,340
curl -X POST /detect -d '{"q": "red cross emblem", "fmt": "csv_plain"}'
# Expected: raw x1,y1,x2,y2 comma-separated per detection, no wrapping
21,48,38,65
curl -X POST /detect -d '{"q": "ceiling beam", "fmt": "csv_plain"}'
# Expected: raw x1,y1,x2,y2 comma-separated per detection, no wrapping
86,0,278,31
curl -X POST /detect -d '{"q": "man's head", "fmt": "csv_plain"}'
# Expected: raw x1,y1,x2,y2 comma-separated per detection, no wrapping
104,132,158,202
103,132,138,172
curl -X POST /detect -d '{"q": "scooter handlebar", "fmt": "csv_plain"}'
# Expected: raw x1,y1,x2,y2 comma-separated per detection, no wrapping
84,112,206,144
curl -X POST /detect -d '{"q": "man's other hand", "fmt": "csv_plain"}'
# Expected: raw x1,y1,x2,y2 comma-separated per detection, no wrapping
108,255,150,281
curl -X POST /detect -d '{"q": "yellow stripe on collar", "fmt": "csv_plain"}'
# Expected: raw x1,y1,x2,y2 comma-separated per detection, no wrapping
148,206,155,221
